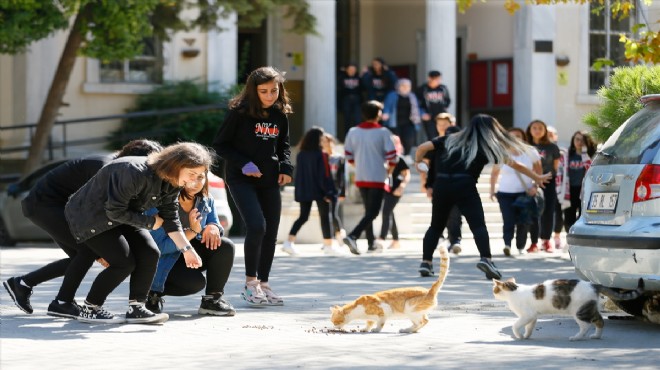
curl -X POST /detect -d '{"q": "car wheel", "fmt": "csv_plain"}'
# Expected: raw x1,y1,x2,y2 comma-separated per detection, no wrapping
612,295,646,317
0,216,17,246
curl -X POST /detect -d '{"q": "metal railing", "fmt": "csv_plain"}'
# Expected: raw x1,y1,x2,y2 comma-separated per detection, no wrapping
0,103,226,159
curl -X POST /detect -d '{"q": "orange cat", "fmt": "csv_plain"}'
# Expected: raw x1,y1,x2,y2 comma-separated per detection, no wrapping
330,245,449,333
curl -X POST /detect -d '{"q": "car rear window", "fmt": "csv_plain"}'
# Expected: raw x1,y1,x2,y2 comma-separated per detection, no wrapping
592,103,660,166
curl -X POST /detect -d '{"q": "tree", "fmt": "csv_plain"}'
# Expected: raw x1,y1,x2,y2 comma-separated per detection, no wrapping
0,0,316,174
456,0,659,64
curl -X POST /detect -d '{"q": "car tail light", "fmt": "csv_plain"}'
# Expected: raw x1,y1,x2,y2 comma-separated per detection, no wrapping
633,164,660,202
208,178,225,189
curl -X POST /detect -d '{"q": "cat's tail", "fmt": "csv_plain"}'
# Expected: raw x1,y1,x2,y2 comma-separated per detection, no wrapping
595,278,644,301
428,244,450,298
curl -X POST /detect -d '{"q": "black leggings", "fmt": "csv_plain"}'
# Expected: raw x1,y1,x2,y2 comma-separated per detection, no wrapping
330,196,344,234
229,183,280,282
379,192,400,240
563,185,582,232
161,237,235,296
539,180,557,240
82,224,160,306
21,203,98,303
289,199,333,239
423,176,491,261
349,187,385,247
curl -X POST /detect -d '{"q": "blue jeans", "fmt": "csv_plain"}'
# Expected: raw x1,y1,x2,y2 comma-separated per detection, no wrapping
496,192,529,250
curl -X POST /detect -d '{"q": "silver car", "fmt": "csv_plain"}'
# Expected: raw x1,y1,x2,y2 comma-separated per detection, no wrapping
567,94,660,322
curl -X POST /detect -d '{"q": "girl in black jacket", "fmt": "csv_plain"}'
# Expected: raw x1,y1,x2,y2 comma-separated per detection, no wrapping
283,127,344,256
65,142,212,324
212,66,293,307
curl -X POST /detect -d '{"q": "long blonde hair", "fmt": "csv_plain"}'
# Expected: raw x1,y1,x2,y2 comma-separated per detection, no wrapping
445,114,533,167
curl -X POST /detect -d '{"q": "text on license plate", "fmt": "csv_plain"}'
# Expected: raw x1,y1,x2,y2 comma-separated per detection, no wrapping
587,192,618,213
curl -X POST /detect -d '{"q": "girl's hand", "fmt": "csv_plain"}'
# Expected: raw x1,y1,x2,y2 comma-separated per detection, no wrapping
183,248,202,269
426,188,433,199
188,208,202,234
96,258,110,268
278,174,292,186
152,215,164,230
201,224,222,250
536,172,552,188
381,113,390,121
489,190,496,202
393,187,404,197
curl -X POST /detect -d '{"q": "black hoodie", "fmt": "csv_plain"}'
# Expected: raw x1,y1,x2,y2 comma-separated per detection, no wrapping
212,106,293,187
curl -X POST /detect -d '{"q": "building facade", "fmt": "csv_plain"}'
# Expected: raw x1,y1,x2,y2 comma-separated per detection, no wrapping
1,0,658,161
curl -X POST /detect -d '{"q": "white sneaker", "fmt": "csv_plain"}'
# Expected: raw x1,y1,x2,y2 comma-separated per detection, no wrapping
323,244,347,256
281,241,299,256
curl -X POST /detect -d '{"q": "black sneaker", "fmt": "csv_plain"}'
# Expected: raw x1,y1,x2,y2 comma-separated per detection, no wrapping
47,299,81,319
145,291,164,314
343,236,360,255
78,303,125,324
3,277,33,314
476,258,503,280
199,294,236,316
418,262,434,277
125,303,169,324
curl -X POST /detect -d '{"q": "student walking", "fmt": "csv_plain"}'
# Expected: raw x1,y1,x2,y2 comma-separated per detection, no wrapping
361,57,397,103
561,130,596,231
342,100,398,254
321,133,347,243
415,114,551,279
145,172,236,316
3,139,163,318
416,70,452,140
489,128,542,256
338,63,363,136
65,142,211,324
283,127,345,256
375,135,410,250
382,78,422,156
526,120,561,253
422,116,463,254
212,66,293,306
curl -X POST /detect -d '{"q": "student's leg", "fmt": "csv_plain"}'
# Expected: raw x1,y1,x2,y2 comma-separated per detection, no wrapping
228,184,265,279
256,186,282,284
422,182,454,261
123,227,160,303
446,206,463,245
316,199,333,240
379,193,396,239
455,181,491,259
288,201,312,237
162,253,206,296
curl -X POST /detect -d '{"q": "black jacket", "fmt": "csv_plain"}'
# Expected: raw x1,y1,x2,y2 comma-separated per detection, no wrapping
212,107,293,188
65,156,182,243
293,151,336,202
22,154,113,216
416,84,451,120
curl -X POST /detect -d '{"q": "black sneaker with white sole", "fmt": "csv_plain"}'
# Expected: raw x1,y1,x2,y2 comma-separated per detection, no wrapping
125,303,169,324
418,262,434,277
145,291,164,314
3,277,33,314
199,295,236,316
342,236,360,255
47,299,81,319
78,303,125,324
476,258,503,280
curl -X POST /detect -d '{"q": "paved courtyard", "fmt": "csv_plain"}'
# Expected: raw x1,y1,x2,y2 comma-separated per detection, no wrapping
1,238,658,369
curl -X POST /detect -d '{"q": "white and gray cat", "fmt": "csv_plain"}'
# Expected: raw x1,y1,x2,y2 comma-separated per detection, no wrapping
493,278,644,341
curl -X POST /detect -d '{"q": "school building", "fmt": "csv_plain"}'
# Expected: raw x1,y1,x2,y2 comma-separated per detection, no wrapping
2,0,659,160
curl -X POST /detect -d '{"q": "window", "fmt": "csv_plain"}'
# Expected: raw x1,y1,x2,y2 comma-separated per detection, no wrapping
99,38,163,84
588,1,635,93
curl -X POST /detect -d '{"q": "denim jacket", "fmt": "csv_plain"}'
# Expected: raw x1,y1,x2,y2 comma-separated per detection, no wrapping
146,195,223,293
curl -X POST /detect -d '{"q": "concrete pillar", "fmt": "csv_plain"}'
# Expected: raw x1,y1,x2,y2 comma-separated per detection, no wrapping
513,5,556,128
207,11,238,92
304,0,337,135
426,0,456,117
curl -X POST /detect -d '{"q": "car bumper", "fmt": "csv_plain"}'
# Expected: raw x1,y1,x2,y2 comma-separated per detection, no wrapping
567,233,660,292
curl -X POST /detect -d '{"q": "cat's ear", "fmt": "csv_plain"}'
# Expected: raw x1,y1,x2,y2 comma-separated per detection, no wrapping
506,277,516,283
493,279,503,286
330,305,339,312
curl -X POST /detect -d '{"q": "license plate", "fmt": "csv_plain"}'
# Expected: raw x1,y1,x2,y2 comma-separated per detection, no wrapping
587,192,619,213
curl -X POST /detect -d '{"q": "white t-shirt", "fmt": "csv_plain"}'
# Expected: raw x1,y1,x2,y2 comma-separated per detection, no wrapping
497,150,541,193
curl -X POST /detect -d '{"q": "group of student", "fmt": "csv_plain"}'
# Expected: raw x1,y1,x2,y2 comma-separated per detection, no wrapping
489,122,596,256
4,66,294,323
4,64,559,324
